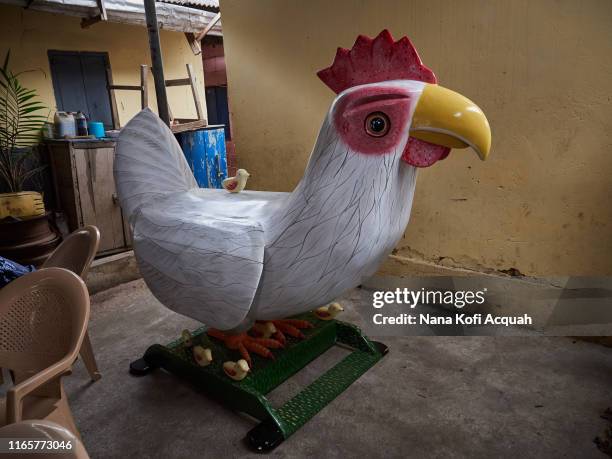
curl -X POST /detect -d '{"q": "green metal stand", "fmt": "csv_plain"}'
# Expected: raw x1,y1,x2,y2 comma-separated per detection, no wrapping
130,313,388,452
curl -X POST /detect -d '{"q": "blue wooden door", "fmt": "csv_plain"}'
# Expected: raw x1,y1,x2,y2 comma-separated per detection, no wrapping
175,127,227,188
48,51,115,129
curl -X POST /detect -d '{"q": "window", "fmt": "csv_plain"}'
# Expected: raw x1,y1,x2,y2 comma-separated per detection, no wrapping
48,51,115,129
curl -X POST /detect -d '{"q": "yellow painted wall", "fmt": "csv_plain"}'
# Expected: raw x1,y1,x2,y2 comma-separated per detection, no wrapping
220,0,612,276
0,4,206,126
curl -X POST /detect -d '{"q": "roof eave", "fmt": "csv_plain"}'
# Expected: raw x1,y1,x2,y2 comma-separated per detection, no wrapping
1,0,222,34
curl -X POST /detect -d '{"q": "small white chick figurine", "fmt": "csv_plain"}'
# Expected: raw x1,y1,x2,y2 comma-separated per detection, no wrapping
222,169,250,193
192,346,213,367
223,359,250,381
314,302,344,321
251,321,277,339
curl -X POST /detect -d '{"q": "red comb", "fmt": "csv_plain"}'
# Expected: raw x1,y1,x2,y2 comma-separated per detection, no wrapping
317,30,436,94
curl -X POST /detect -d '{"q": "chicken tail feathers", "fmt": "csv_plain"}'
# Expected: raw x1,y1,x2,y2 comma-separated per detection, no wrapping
114,108,197,223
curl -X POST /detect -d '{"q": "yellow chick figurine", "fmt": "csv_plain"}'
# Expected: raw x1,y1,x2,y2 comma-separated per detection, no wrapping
251,321,277,339
192,346,213,367
222,169,250,193
181,329,194,347
223,359,250,381
314,302,344,320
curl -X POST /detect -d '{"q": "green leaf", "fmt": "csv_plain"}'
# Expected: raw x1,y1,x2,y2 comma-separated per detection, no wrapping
2,50,9,72
0,53,48,191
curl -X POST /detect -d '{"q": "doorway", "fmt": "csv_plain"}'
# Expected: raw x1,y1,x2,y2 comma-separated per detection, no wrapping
205,85,231,140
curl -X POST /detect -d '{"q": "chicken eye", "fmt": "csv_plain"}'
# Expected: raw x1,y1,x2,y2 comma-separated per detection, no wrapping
365,112,390,137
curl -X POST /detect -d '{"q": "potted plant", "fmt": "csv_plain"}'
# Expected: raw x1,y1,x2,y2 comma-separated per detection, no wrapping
0,50,61,266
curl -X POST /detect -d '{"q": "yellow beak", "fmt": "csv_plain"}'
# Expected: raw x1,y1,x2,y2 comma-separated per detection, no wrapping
410,84,491,160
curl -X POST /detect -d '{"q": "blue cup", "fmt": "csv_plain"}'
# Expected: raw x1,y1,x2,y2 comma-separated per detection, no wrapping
88,121,105,138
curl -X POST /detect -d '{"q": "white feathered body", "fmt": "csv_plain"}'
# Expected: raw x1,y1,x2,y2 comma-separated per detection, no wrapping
114,81,423,331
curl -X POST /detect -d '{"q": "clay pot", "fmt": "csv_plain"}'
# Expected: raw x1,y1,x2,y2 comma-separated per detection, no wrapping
0,212,62,267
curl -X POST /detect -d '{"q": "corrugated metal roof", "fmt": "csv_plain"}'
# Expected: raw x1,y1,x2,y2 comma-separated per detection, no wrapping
159,0,219,10
0,0,222,34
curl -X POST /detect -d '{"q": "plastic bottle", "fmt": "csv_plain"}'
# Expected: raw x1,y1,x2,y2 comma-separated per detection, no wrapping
42,122,54,139
53,112,76,138
75,111,88,136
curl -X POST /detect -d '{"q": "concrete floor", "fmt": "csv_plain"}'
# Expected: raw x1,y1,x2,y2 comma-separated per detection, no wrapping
63,279,612,458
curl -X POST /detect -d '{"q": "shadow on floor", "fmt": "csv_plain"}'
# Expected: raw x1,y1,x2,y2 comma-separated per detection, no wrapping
62,279,612,458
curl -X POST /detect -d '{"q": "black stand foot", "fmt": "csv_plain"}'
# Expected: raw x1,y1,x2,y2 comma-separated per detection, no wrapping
371,341,389,356
246,418,285,453
129,357,157,376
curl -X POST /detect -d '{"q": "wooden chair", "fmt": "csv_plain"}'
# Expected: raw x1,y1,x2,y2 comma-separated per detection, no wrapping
0,419,90,458
42,226,101,381
0,268,90,438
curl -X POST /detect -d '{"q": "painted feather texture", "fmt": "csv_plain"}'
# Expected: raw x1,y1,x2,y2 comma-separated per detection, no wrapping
252,119,417,320
115,106,417,330
115,110,285,329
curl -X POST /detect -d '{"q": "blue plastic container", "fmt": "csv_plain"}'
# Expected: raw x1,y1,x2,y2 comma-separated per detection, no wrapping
175,127,227,188
87,121,105,138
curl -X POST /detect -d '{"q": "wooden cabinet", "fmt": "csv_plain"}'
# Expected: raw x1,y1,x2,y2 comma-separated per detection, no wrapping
47,139,131,255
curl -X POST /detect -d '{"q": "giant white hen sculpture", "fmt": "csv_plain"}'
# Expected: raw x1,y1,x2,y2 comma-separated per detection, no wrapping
114,30,491,365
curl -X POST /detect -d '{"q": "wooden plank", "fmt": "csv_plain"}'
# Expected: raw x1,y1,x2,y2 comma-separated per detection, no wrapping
108,84,142,91
186,63,204,120
105,66,120,130
122,211,133,247
81,14,103,29
46,140,116,149
97,0,107,21
48,140,129,252
98,147,126,250
184,32,202,55
73,151,96,236
165,78,191,87
171,119,208,134
173,120,224,127
80,0,106,28
70,146,84,229
47,146,73,191
140,64,149,109
73,147,126,252
195,12,221,42
144,0,170,125
46,144,62,214
47,143,80,231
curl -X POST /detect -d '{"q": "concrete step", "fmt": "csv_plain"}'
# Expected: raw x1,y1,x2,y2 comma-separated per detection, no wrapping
88,250,141,295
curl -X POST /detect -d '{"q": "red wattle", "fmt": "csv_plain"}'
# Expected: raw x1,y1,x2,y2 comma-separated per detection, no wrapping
401,137,451,167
